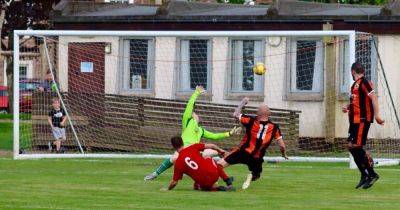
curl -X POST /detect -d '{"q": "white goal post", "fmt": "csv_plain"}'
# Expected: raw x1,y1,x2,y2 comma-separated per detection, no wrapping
12,30,399,167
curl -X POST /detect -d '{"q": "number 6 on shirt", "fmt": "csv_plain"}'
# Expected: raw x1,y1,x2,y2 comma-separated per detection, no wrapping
185,157,198,170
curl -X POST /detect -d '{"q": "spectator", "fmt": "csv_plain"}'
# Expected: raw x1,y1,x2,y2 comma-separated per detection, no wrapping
38,71,58,92
48,98,67,153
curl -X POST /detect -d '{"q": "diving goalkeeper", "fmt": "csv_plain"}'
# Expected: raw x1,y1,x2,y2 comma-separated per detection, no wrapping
144,86,241,181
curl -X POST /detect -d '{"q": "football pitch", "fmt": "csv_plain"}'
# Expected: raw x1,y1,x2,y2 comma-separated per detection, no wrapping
0,158,399,210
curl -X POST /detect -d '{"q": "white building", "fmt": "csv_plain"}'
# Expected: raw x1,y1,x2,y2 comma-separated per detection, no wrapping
52,0,400,141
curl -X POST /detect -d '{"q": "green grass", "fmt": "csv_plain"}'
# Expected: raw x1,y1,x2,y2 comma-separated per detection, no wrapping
0,122,13,150
0,113,31,120
0,122,31,150
0,159,399,210
0,113,13,120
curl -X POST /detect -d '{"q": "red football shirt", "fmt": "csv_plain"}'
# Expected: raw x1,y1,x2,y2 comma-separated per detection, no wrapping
173,143,219,188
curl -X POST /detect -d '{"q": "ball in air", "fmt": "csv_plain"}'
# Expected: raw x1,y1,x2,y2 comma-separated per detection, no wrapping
253,62,266,75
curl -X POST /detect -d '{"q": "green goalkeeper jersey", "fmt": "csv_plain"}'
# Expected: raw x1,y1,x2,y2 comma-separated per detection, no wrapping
181,90,230,146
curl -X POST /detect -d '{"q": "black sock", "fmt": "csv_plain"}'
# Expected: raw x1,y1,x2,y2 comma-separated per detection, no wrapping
251,173,260,181
349,148,368,177
364,152,377,177
366,168,376,177
224,178,232,186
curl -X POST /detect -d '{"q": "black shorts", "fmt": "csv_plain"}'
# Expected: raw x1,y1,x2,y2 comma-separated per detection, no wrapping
224,149,264,177
348,122,371,146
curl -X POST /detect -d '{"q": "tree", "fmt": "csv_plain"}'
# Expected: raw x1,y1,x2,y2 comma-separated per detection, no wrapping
0,0,60,113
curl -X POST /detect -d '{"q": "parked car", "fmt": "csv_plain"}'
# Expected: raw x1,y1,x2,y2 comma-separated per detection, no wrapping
20,79,41,113
0,86,8,113
0,80,42,113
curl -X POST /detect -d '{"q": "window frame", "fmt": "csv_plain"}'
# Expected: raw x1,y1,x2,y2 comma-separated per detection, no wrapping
19,60,33,79
225,38,265,101
118,37,155,96
338,37,378,100
175,38,213,100
19,65,28,79
285,38,325,101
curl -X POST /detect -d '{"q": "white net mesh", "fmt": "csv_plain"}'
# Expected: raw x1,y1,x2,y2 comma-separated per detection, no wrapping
16,32,400,160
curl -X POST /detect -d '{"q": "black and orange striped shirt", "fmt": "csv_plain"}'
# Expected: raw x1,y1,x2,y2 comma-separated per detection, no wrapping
239,114,282,158
349,76,374,123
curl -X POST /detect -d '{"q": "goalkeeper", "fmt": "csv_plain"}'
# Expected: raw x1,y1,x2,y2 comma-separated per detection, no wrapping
144,86,241,181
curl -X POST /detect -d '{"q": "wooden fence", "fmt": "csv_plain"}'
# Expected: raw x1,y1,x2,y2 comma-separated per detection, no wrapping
31,92,300,153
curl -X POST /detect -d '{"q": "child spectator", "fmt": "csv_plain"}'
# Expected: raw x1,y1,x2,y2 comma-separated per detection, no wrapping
47,98,67,153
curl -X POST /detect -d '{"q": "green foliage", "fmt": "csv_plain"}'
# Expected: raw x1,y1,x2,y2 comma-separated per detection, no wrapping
1,0,61,38
0,159,399,209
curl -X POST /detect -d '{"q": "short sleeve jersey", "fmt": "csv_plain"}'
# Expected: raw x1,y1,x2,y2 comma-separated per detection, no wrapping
349,76,374,123
49,108,66,128
173,144,218,186
239,114,283,158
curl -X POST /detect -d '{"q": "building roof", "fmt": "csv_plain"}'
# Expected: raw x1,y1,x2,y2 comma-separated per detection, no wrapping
63,5,158,17
273,0,381,16
51,0,400,34
52,0,400,21
158,1,270,16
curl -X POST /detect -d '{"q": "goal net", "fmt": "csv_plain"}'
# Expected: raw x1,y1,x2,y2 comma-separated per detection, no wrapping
14,30,400,165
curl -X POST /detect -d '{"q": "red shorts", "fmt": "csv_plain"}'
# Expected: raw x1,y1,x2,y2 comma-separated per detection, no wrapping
197,158,219,190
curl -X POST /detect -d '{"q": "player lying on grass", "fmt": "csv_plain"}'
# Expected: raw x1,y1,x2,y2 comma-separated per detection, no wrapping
145,86,241,181
164,136,234,191
342,62,384,189
218,97,288,189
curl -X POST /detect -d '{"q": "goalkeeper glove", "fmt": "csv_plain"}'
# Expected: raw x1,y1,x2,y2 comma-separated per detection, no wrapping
229,126,242,136
195,85,205,94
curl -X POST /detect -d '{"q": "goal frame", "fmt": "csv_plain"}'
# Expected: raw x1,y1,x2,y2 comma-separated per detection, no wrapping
13,30,358,161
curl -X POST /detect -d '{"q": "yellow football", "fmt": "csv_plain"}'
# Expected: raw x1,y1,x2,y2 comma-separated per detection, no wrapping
253,62,266,75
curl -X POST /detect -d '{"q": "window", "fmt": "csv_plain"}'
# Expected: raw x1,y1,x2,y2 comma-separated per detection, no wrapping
19,65,28,79
229,40,264,93
339,38,377,93
288,39,324,93
178,39,211,92
121,39,154,91
19,60,33,79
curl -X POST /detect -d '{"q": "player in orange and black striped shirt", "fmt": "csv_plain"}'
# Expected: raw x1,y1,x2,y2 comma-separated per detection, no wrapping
218,97,288,189
235,114,283,160
342,62,384,189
